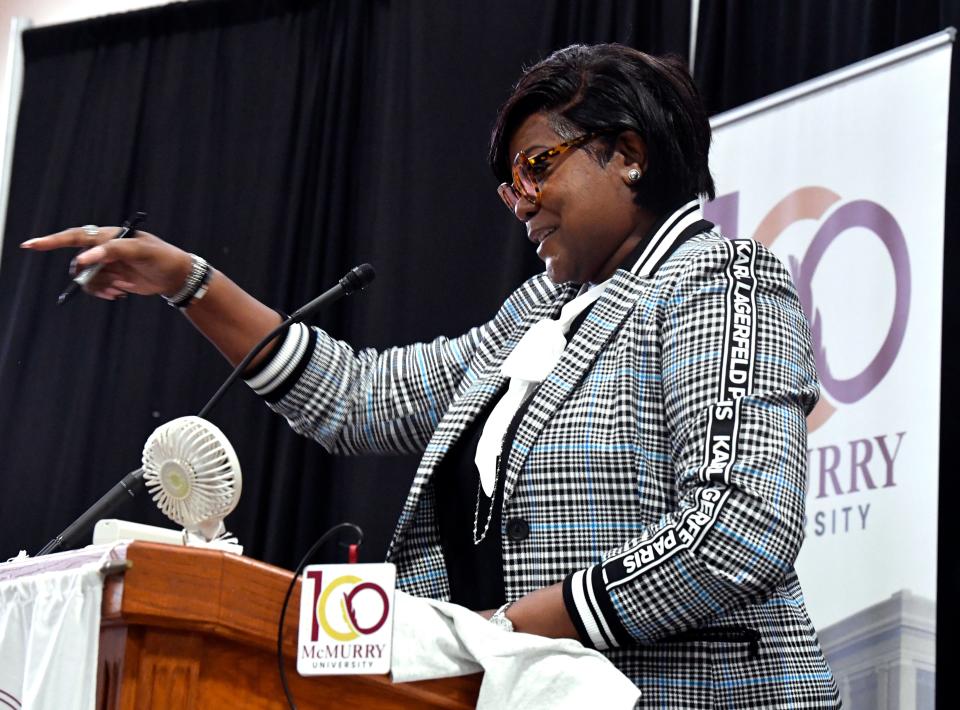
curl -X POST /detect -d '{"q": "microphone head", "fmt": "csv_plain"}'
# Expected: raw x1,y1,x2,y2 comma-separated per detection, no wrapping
340,263,376,294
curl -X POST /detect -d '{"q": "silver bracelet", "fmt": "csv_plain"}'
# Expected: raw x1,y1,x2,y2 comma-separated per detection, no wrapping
489,601,514,632
163,254,211,309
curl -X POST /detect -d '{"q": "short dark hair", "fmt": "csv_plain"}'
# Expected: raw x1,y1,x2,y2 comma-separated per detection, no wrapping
488,44,715,214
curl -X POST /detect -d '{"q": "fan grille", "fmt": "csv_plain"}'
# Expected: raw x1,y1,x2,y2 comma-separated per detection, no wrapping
142,416,242,536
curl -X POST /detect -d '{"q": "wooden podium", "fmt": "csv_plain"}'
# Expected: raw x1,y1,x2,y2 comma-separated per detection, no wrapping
97,542,481,709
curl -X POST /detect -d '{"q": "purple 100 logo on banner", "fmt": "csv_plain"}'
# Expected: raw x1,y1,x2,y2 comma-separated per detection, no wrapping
706,187,910,433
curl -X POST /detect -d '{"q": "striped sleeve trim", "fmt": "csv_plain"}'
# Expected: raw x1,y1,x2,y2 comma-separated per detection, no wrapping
562,567,631,650
243,323,317,403
241,325,287,380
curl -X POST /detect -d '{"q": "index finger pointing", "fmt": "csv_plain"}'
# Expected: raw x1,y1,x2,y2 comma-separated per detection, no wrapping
21,225,121,251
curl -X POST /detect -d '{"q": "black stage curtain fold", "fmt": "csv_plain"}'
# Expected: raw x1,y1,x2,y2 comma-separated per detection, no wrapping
0,0,689,567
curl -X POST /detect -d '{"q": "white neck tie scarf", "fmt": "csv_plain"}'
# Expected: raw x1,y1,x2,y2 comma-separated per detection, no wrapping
472,280,610,542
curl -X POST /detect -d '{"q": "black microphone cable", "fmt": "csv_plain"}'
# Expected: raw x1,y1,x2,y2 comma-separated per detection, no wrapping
198,263,375,419
276,522,365,710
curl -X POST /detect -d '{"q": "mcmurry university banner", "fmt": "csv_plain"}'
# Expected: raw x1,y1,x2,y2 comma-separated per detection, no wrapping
706,30,953,709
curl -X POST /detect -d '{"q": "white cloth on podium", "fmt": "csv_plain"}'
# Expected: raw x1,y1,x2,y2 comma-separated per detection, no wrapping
0,561,103,710
390,591,640,709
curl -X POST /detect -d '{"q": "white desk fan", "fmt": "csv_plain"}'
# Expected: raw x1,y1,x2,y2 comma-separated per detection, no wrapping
91,416,243,551
141,416,242,542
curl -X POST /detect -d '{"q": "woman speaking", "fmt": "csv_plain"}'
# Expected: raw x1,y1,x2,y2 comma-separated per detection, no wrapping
22,44,840,707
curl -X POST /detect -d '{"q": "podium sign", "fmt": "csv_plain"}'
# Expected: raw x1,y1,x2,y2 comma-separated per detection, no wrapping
297,563,396,675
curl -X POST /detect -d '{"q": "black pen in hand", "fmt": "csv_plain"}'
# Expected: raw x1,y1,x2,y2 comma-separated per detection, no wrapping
57,211,147,305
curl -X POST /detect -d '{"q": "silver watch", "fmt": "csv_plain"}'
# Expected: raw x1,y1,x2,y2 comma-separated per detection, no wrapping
489,601,514,632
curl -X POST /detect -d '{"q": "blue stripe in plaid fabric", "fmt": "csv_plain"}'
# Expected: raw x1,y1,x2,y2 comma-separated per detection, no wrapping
396,569,444,586
714,522,790,571
652,677,714,688
532,441,640,453
716,672,836,688
304,361,343,383
529,521,646,531
676,558,724,613
414,348,440,428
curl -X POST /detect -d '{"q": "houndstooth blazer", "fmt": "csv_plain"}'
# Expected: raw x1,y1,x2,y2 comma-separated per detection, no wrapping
246,201,841,708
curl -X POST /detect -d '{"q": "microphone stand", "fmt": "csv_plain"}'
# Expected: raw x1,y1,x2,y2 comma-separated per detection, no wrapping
34,264,375,556
36,468,144,556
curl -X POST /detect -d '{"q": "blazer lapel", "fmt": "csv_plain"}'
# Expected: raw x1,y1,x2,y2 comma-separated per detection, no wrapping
498,201,710,502
391,281,578,544
501,268,647,503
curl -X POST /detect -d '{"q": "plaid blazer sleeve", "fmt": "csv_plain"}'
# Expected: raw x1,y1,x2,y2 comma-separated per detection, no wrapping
563,238,820,650
243,277,555,456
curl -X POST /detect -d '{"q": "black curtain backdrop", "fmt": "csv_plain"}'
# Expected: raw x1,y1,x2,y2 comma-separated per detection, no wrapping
1,1,958,702
0,0,689,568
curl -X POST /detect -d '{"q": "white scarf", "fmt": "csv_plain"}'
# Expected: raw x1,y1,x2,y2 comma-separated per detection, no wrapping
474,280,610,497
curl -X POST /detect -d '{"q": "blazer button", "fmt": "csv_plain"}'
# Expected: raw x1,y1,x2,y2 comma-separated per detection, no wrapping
506,518,529,541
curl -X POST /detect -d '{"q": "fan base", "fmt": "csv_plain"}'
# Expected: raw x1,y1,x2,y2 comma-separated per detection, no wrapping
92,519,244,555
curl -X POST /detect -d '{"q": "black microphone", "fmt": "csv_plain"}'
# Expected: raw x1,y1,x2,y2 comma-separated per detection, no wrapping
35,264,375,555
197,263,376,418
288,263,375,322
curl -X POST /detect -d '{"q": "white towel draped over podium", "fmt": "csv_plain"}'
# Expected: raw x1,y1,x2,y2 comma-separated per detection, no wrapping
0,559,104,710
391,591,641,709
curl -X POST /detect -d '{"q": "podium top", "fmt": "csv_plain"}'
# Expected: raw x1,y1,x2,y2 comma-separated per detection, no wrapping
0,542,130,583
102,541,295,652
